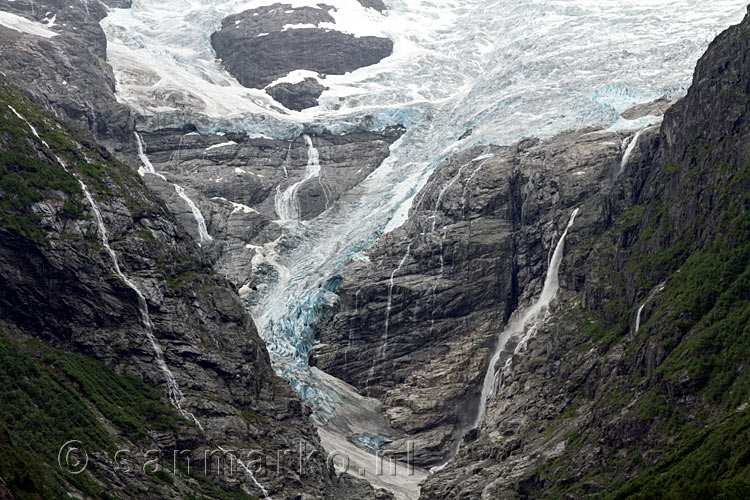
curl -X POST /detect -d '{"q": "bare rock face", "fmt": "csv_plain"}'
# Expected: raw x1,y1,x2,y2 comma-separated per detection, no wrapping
357,0,388,12
210,3,393,108
131,125,404,299
267,78,328,111
0,72,389,500
312,128,626,467
0,0,135,148
424,10,750,499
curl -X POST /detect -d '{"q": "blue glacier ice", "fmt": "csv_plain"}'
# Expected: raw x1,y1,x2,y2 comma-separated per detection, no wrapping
100,0,749,427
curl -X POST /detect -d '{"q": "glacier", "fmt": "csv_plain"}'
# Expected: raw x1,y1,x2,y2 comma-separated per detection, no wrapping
99,0,748,485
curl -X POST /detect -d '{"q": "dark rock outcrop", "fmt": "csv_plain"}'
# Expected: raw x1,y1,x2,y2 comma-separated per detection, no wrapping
0,0,134,149
416,9,750,499
357,0,388,12
313,128,625,466
313,9,750,496
133,125,404,297
267,78,328,111
0,80,388,499
211,3,392,108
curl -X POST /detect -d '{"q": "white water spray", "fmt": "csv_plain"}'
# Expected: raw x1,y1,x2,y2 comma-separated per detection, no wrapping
134,132,156,175
477,208,580,424
135,132,213,244
635,303,645,333
274,134,322,220
174,184,213,244
9,105,202,430
617,124,658,178
473,208,579,428
431,208,580,474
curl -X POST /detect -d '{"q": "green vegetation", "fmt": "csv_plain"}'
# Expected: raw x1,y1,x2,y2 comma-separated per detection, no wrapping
0,89,85,241
0,330,190,498
549,113,750,499
0,332,116,498
0,80,160,243
0,331,262,499
37,341,184,440
609,409,750,500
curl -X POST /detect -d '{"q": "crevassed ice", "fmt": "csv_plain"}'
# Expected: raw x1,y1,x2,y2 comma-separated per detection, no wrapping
100,0,748,417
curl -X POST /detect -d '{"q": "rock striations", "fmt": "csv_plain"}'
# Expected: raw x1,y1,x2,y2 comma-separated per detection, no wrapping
0,81,389,499
1,0,750,499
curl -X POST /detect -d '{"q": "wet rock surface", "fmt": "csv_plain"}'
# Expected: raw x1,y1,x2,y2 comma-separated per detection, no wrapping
0,0,401,486
134,125,404,296
2,1,749,498
417,10,750,499
313,128,627,467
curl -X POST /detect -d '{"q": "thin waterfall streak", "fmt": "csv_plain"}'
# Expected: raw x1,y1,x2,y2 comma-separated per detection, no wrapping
283,141,292,178
429,150,493,333
134,132,156,175
635,303,645,333
429,225,449,332
431,207,580,473
618,124,659,178
460,152,494,212
169,134,186,163
134,132,210,243
473,207,580,428
228,446,269,499
275,134,321,220
366,241,414,390
10,105,202,430
345,289,361,366
174,184,212,243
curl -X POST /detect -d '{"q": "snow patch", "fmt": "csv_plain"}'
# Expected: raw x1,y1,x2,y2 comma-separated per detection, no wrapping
205,140,237,151
0,11,57,37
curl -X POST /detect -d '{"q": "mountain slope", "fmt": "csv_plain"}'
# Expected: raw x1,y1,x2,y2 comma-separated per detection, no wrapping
0,80,384,499
416,8,750,499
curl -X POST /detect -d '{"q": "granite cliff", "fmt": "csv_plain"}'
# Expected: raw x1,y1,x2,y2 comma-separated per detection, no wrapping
0,80,388,500
0,1,748,499
310,9,750,499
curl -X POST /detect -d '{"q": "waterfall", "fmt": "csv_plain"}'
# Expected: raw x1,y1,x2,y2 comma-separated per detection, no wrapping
8,106,47,146
635,303,645,333
617,125,655,179
473,207,579,428
282,141,292,178
366,240,414,390
345,288,361,366
460,152,494,211
431,207,580,473
10,105,202,430
134,132,212,244
174,184,213,244
430,151,495,329
274,134,322,220
79,185,203,430
134,132,156,175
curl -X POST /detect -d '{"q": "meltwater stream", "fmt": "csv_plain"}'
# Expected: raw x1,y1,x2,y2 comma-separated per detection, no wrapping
431,207,580,473
274,135,324,221
136,132,213,245
99,1,749,496
9,105,202,430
